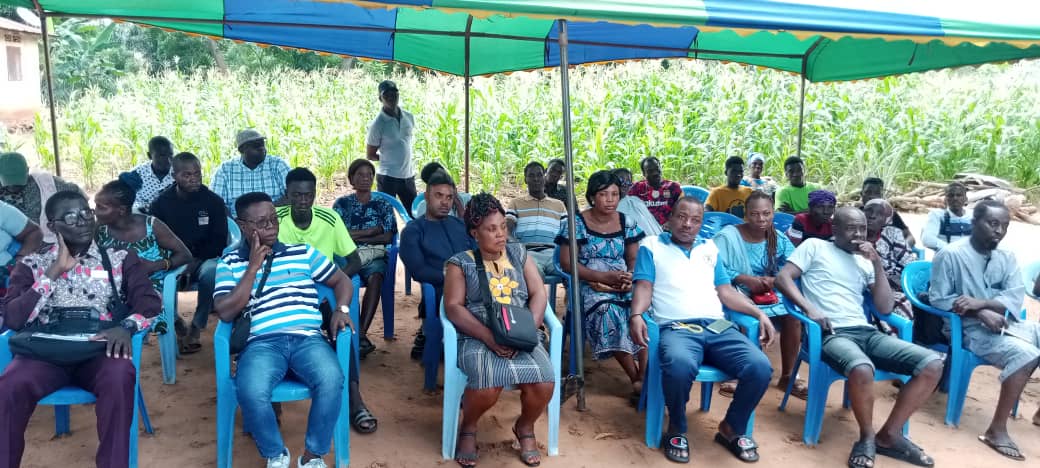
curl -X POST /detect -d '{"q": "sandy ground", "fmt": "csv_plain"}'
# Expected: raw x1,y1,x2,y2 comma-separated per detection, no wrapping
14,212,1040,468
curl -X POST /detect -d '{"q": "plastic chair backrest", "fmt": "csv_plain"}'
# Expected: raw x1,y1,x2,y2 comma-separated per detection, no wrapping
772,212,795,233
411,193,425,217
681,185,709,203
901,261,933,309
372,191,412,223
1022,260,1040,299
699,211,743,239
227,217,241,246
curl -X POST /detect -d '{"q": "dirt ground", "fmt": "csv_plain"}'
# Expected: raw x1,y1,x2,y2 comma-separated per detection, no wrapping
14,213,1040,468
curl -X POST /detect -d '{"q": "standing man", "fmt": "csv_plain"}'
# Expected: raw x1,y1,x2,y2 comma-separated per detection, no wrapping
211,129,291,217
629,156,682,226
544,158,579,212
150,152,229,354
629,196,776,464
0,151,82,243
706,156,754,218
929,200,1040,461
775,157,820,214
366,80,417,215
506,161,567,278
119,136,175,213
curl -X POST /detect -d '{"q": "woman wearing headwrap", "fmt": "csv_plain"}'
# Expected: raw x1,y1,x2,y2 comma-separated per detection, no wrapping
444,193,554,467
742,152,778,197
786,189,835,246
863,198,916,325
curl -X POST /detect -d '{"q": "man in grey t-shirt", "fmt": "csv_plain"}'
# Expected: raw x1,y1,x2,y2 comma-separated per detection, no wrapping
366,80,418,215
777,207,941,468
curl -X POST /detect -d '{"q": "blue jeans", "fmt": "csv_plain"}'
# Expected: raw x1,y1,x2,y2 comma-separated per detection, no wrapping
659,320,772,435
237,334,345,459
191,259,218,330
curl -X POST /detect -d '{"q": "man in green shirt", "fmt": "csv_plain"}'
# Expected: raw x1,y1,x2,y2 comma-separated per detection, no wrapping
775,156,820,214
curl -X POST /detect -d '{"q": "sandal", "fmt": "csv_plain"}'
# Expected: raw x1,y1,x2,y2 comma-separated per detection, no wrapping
512,424,541,467
180,334,202,354
662,432,690,464
714,432,759,463
848,439,876,468
454,432,478,468
877,437,934,467
718,381,737,398
359,337,376,360
777,376,808,401
978,434,1025,461
351,408,378,434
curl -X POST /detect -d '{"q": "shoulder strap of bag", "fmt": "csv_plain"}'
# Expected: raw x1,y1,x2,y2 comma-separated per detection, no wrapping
472,249,496,321
97,244,124,302
253,254,276,300
941,210,951,243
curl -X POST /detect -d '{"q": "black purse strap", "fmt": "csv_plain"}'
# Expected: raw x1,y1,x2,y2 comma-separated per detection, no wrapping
472,249,496,321
96,243,123,302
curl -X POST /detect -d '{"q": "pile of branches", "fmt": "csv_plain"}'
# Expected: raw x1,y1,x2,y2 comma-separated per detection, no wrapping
889,173,1039,225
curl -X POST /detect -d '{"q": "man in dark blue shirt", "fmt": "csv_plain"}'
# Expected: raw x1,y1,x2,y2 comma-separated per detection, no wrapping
150,152,228,354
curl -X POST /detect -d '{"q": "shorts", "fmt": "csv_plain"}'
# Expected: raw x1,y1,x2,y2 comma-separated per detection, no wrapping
822,326,941,377
359,257,388,282
963,320,1040,382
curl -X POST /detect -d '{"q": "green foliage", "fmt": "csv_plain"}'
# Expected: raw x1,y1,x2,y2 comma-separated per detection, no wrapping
33,60,1040,201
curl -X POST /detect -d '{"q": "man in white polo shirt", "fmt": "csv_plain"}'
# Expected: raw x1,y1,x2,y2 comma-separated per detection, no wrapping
366,80,418,215
629,196,776,465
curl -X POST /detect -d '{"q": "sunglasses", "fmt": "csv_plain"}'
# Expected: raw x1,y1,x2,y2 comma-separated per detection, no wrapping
55,208,95,225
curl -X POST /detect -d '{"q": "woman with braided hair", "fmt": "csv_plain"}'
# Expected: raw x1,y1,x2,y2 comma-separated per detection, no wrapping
443,193,554,468
714,191,806,399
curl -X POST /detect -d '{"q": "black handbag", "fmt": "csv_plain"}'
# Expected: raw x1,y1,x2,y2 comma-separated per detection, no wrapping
229,254,274,354
473,248,539,353
9,245,129,366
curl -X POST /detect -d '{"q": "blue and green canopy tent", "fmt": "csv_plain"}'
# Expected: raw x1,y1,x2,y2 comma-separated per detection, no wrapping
7,0,1039,408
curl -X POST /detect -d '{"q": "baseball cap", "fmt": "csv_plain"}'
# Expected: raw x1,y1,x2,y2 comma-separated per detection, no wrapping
235,129,265,149
0,152,30,186
378,80,398,95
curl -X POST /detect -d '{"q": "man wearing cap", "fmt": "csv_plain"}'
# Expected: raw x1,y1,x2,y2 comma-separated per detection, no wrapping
211,129,291,217
0,151,82,243
117,136,176,213
366,80,418,215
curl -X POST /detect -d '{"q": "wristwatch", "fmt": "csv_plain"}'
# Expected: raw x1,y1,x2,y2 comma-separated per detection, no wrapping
120,319,139,333
338,304,350,315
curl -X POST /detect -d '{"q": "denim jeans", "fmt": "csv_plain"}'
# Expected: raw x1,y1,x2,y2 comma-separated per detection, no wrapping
237,334,345,458
191,259,218,330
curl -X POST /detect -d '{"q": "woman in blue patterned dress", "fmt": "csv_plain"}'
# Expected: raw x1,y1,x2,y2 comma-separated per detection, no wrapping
557,170,646,404
444,193,553,468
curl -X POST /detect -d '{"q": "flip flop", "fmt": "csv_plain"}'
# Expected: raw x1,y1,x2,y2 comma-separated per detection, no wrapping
978,435,1025,461
876,437,934,467
180,335,202,354
848,439,876,468
714,432,759,463
511,425,541,467
718,381,737,398
662,433,690,464
351,408,378,434
454,431,478,468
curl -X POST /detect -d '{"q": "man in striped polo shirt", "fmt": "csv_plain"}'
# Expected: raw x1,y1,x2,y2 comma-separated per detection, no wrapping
214,192,355,468
506,161,567,278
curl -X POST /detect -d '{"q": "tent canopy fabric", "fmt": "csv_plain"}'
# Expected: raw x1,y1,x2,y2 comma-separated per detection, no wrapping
5,0,1040,81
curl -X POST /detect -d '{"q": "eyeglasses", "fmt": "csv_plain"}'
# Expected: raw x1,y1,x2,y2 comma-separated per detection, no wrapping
237,216,279,230
55,209,95,225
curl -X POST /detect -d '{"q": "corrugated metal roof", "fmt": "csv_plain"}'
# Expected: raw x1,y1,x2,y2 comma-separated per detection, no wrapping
0,17,41,35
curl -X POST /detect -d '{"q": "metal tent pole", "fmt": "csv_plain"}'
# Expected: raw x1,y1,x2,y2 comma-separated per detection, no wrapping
463,15,472,192
796,73,806,159
558,19,586,412
34,3,61,176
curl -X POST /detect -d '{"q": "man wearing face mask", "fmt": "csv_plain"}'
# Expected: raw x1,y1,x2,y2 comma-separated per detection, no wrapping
366,80,418,216
212,129,291,217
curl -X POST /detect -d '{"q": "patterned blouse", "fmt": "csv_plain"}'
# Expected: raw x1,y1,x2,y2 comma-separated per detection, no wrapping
332,194,397,246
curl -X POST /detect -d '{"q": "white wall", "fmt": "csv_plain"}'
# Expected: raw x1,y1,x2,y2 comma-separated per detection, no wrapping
0,30,42,124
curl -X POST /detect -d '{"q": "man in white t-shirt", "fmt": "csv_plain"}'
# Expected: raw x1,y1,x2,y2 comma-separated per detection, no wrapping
366,80,418,216
921,182,972,251
776,207,942,468
628,197,776,464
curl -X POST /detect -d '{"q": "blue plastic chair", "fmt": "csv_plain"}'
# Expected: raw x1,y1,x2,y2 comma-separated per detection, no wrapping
912,246,926,261
421,282,443,391
772,212,795,233
0,328,153,467
439,299,562,459
411,193,425,219
214,284,354,468
1022,260,1040,300
699,211,744,239
157,266,187,384
902,261,1021,427
681,185,709,203
227,216,241,246
777,292,912,445
373,191,414,299
639,312,760,448
551,246,587,376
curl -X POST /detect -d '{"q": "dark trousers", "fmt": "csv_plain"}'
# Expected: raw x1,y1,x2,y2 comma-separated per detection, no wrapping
376,175,417,217
659,321,772,435
0,355,136,468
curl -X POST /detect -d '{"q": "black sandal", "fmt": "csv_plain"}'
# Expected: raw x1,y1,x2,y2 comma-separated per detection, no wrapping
978,434,1025,461
714,432,759,463
877,437,934,467
512,425,541,467
455,431,478,468
351,408,378,434
359,337,376,360
662,433,690,463
848,439,876,468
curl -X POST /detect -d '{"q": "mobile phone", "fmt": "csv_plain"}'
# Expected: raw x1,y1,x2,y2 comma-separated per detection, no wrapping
706,318,734,334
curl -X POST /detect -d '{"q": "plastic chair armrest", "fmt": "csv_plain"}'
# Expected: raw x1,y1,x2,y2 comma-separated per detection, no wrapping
335,327,352,373
782,300,823,362
874,311,913,342
543,306,562,335
726,310,761,344
213,320,232,381
0,329,13,371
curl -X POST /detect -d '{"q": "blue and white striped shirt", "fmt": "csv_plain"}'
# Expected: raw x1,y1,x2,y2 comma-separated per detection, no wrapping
214,242,336,339
210,155,291,216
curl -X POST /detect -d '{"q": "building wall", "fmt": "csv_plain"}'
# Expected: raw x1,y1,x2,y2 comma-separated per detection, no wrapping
0,30,42,125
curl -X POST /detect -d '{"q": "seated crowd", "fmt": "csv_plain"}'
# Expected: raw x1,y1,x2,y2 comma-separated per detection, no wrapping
0,131,1038,468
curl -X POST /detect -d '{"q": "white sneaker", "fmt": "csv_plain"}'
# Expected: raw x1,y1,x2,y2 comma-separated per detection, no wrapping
266,449,290,468
297,455,328,468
